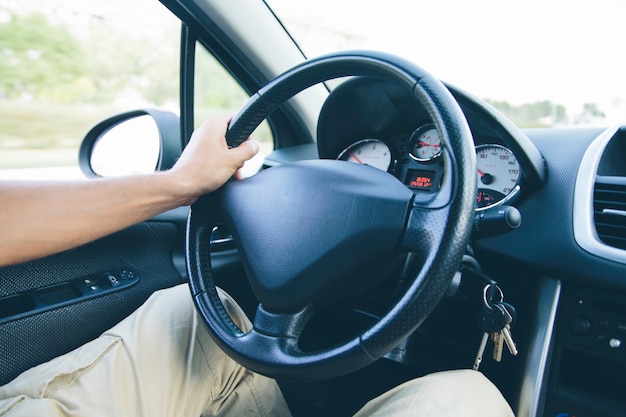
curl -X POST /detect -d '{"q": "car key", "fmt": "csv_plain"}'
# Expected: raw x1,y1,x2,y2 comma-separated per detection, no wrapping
502,324,518,356
473,285,506,370
473,307,506,369
491,302,514,362
494,302,518,356
492,329,504,362
473,331,490,371
489,300,508,362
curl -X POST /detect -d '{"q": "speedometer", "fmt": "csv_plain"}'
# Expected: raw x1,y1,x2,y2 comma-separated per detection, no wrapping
475,144,521,210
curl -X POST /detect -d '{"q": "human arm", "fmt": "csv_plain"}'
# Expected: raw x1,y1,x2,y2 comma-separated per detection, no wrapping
0,114,259,267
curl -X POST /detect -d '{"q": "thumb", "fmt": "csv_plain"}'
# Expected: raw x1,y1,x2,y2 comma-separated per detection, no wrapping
230,139,260,164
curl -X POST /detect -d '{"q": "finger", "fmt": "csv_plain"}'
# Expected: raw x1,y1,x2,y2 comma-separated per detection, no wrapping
229,138,260,163
233,169,244,181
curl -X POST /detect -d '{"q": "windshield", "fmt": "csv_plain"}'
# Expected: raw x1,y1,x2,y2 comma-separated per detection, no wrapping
266,0,625,128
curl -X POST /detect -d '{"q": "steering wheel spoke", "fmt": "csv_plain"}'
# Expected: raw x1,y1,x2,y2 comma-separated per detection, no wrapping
401,205,452,255
253,304,315,340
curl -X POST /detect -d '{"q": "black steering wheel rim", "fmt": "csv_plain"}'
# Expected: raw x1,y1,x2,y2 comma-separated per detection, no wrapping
186,50,476,381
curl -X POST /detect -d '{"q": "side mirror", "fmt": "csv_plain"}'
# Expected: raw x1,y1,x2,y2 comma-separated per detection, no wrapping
79,109,181,178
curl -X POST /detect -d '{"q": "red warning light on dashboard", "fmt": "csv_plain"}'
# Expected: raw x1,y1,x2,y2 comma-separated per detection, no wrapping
405,169,435,190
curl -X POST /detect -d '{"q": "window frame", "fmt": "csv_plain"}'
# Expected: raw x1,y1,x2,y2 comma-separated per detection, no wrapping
163,0,324,150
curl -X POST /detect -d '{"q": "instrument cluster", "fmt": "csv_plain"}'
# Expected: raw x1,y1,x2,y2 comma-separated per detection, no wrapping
335,123,522,211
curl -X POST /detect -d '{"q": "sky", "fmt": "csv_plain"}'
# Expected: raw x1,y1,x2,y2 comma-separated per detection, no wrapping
3,0,625,123
267,0,626,122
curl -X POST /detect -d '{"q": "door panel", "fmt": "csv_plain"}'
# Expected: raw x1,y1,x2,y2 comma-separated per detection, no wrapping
0,220,185,385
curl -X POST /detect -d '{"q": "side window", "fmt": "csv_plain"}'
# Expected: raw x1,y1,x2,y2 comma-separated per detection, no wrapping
194,44,273,176
0,1,180,180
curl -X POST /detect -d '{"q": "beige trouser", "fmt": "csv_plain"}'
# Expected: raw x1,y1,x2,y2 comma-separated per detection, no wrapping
0,284,514,417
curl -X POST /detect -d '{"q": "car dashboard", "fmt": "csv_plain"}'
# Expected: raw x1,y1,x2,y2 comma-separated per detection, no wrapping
262,76,626,417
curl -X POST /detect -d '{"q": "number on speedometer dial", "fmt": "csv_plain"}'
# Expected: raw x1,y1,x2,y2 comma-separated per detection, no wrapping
475,144,521,209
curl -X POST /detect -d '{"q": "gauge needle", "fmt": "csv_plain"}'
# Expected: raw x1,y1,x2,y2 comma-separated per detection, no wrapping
419,141,440,147
478,169,494,185
349,152,363,164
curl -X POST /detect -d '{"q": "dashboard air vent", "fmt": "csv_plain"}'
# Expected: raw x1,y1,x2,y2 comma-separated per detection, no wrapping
593,181,626,250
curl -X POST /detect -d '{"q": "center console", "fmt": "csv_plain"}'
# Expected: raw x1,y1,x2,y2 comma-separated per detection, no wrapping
542,285,626,417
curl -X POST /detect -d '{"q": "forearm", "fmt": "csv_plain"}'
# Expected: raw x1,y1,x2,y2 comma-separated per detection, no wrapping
0,173,186,266
0,114,259,267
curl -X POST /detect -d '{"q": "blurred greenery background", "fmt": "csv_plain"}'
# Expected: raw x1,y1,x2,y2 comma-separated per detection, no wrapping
0,4,262,171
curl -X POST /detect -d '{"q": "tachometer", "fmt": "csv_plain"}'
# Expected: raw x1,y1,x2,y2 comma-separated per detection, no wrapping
476,144,521,210
337,139,391,172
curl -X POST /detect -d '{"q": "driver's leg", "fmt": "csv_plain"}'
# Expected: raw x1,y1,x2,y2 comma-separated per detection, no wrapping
352,369,515,417
0,284,291,417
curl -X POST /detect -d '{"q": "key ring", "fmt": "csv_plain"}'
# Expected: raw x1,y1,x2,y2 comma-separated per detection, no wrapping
483,283,504,310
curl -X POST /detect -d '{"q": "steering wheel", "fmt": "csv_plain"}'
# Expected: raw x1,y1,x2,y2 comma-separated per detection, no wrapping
186,51,476,382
